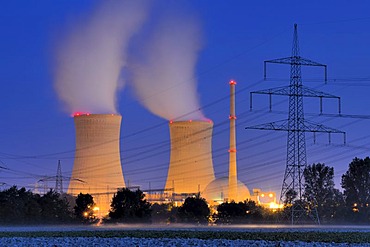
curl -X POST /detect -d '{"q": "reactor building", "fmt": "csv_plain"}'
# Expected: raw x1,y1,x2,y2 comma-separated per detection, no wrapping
164,120,215,194
67,114,125,216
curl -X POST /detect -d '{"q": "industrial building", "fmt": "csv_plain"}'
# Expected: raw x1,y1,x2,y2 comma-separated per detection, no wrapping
164,120,215,194
67,114,125,217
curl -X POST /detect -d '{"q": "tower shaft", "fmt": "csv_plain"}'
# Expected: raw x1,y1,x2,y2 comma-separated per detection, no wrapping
228,80,237,202
283,24,306,201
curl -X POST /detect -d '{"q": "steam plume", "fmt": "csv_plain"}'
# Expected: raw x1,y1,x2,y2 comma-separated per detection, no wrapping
54,1,148,114
129,10,205,121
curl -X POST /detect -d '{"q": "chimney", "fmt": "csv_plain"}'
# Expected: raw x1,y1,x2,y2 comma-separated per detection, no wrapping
228,80,237,201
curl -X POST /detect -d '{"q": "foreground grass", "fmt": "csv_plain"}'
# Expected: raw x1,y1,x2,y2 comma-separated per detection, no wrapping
0,230,370,243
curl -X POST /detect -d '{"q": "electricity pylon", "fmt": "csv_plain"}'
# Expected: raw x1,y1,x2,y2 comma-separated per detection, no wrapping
246,24,346,224
55,160,63,194
38,160,85,195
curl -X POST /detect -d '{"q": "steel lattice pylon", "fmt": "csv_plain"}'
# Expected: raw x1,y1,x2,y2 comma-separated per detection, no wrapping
55,160,63,194
246,24,345,224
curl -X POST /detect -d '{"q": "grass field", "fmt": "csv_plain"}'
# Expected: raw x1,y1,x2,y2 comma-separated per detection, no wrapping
1,228,370,244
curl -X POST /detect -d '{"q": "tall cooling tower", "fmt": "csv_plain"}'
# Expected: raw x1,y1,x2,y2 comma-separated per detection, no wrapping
67,114,125,217
165,120,215,194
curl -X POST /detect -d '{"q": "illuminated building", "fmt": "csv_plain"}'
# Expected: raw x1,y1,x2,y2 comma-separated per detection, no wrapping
164,120,215,194
251,189,282,211
202,177,251,205
67,114,125,216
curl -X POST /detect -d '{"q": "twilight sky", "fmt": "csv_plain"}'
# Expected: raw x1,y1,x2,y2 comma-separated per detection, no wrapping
1,0,370,198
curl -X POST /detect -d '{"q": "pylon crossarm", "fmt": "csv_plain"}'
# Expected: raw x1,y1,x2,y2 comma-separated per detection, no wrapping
246,119,345,134
250,85,340,113
301,86,339,98
303,120,345,134
304,120,346,144
264,56,327,82
265,56,326,67
250,86,290,111
246,119,289,131
252,85,339,98
251,86,291,96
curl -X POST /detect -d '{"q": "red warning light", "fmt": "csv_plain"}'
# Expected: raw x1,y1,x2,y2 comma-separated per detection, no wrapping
228,149,237,153
170,120,173,124
189,120,192,123
229,80,237,85
229,115,237,120
72,112,91,117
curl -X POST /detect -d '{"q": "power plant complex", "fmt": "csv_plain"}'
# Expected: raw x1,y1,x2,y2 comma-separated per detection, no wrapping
67,82,276,216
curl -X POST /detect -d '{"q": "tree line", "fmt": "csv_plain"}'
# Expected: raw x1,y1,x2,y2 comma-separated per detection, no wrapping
1,156,370,225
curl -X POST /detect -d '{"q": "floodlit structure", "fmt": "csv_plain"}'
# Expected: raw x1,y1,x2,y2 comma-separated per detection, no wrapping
203,177,251,205
165,120,215,194
67,114,125,217
251,189,282,210
228,79,237,201
203,80,251,204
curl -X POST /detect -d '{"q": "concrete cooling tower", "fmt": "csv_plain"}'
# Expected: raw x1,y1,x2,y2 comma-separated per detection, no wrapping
165,120,215,194
67,114,125,217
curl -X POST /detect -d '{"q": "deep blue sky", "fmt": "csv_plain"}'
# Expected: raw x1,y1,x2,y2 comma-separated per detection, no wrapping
1,1,370,198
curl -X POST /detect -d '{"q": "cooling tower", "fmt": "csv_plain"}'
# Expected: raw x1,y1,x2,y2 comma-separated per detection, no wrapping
165,120,215,194
67,114,125,217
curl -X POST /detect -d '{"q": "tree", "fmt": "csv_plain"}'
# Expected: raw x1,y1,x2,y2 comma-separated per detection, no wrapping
38,189,73,223
150,203,178,224
0,186,40,224
74,193,97,223
217,201,247,224
108,188,151,223
284,188,297,205
303,163,343,223
0,187,73,224
216,200,263,224
341,157,370,222
177,196,210,224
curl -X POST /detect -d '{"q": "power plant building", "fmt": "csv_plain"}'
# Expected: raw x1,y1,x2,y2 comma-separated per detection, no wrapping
165,120,215,194
67,114,125,216
203,177,251,204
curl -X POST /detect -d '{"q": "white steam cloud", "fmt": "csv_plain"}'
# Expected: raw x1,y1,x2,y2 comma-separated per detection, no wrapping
129,11,205,121
54,1,148,114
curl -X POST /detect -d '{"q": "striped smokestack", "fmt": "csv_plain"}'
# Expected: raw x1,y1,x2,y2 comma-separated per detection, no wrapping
228,80,237,202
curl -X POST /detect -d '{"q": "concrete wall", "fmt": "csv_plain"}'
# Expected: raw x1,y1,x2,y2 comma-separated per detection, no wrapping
165,120,215,194
67,114,125,217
